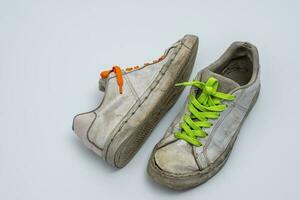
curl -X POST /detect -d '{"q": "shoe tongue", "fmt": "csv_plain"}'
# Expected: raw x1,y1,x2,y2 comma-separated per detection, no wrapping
200,69,240,93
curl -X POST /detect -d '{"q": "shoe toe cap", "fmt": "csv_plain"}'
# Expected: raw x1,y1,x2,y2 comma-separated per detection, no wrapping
154,140,199,175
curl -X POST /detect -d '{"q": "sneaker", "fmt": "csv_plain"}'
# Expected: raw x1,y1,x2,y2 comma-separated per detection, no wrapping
148,42,260,189
72,35,199,168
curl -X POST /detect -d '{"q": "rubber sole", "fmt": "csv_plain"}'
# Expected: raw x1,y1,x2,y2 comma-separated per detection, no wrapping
148,86,260,190
105,36,199,168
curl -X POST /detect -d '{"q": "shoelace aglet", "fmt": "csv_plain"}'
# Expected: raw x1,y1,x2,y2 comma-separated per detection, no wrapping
119,85,123,94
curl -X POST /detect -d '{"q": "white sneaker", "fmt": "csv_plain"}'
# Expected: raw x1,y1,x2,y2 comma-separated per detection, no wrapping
73,35,199,168
148,42,260,190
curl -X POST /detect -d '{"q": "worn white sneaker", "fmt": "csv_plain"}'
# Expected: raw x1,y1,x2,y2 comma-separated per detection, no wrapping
148,42,260,190
73,35,199,168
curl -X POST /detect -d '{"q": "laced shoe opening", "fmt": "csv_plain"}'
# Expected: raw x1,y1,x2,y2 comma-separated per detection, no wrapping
214,44,255,86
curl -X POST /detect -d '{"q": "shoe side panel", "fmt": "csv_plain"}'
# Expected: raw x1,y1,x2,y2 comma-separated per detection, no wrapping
88,77,138,150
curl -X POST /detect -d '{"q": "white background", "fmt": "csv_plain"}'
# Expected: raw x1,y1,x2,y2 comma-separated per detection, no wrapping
1,0,299,199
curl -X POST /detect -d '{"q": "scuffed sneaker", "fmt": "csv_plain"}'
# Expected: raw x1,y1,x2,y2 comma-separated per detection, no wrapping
148,42,260,190
73,35,199,168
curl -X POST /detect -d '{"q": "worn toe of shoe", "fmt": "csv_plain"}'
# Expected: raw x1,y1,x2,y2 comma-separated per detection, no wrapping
148,140,201,190
154,141,199,174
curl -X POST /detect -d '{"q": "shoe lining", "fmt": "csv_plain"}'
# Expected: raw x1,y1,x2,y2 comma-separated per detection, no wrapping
215,46,254,86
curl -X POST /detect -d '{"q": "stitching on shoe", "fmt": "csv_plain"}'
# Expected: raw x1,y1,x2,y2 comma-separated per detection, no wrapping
235,103,247,112
85,112,104,151
202,88,259,165
150,130,237,179
88,45,179,154
204,103,235,151
103,43,184,159
104,46,177,80
75,41,183,156
123,72,141,103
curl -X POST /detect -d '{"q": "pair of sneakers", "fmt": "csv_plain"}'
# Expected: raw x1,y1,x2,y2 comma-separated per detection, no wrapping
72,35,260,190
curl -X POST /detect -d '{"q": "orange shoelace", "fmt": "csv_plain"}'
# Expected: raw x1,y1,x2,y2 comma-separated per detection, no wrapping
100,55,165,94
100,66,124,94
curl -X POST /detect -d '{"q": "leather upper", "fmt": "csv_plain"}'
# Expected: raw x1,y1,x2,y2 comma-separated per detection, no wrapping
73,38,184,155
153,41,261,174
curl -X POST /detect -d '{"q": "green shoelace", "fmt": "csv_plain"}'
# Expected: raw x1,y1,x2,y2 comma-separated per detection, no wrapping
174,77,236,147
